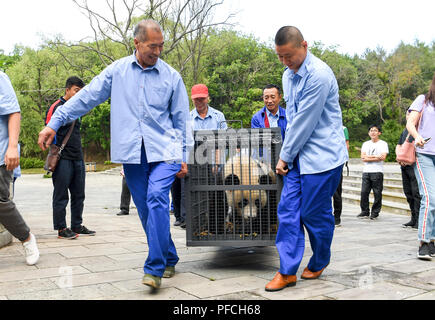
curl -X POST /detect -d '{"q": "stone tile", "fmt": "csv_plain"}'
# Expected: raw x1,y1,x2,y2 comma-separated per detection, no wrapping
180,276,267,299
103,287,199,300
107,252,146,261
112,272,209,293
0,266,89,283
414,269,435,285
56,245,131,258
208,291,268,300
82,258,144,273
406,291,435,300
7,283,123,300
49,269,143,287
380,259,435,274
326,281,426,300
254,279,347,300
0,278,59,296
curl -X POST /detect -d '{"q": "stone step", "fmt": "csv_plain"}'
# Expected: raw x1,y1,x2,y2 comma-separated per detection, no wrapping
343,174,403,187
343,180,404,194
342,185,408,205
341,193,411,216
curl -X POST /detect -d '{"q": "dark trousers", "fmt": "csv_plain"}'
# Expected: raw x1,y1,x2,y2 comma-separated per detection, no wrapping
360,172,383,216
120,176,131,213
333,172,343,221
401,165,421,223
52,158,85,230
0,166,29,242
171,177,186,222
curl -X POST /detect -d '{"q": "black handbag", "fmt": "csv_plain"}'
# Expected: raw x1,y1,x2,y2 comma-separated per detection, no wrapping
43,121,76,172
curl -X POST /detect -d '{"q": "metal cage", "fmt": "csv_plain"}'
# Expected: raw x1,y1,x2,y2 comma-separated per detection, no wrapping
185,128,283,247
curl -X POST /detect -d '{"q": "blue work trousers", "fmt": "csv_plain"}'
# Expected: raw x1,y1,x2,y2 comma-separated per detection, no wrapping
276,158,343,275
123,145,181,278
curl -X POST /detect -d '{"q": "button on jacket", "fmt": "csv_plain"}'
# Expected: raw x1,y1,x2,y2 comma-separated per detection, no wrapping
47,54,191,164
280,51,348,174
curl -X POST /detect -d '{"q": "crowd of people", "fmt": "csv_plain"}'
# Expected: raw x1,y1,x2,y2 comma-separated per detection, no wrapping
0,20,434,293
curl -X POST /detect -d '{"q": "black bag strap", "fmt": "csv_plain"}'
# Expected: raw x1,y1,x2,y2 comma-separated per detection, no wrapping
59,121,76,150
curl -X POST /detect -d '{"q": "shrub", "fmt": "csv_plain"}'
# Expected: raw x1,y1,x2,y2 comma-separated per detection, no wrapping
20,157,45,169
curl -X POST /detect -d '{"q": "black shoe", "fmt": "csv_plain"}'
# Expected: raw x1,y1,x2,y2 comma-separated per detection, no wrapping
334,219,341,227
412,223,418,230
180,222,186,229
402,220,415,228
173,220,183,227
370,213,379,220
117,211,129,216
429,242,435,257
58,228,78,240
417,243,432,261
357,213,369,219
72,225,96,236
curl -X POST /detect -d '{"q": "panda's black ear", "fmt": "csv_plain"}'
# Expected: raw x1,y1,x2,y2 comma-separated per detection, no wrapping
259,174,272,185
225,174,240,185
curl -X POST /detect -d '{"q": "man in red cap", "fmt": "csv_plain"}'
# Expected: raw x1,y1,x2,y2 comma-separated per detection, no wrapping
190,84,227,130
171,84,228,228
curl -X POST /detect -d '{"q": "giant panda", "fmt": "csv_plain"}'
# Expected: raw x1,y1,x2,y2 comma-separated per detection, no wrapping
223,154,277,234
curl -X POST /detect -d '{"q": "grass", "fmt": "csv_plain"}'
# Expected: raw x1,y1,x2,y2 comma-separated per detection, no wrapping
20,162,121,175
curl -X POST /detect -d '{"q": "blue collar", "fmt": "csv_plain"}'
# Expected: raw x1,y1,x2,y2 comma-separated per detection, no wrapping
192,106,213,120
131,51,161,73
262,106,285,118
287,50,312,79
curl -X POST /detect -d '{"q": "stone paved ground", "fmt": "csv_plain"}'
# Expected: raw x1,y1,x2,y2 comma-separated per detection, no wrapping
0,171,434,301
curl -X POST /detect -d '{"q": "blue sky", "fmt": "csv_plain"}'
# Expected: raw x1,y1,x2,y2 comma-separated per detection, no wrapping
1,0,434,56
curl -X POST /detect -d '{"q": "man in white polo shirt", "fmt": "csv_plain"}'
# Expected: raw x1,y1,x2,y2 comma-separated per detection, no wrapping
358,124,389,220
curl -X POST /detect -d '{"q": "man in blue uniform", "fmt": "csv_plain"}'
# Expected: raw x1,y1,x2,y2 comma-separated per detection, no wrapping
251,84,287,140
38,20,191,290
265,26,348,291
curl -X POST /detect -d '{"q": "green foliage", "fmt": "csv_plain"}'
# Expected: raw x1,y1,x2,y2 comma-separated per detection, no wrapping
20,157,45,169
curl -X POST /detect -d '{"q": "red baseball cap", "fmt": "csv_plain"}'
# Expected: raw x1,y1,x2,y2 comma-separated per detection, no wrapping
191,84,209,99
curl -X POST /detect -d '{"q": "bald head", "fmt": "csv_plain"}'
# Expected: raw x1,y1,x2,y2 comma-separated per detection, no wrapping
134,19,162,42
275,26,304,47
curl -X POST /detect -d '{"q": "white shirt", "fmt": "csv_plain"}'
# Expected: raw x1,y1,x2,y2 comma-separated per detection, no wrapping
361,139,389,173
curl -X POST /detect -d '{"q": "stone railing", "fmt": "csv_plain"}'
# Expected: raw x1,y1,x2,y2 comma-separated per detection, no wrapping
0,223,12,248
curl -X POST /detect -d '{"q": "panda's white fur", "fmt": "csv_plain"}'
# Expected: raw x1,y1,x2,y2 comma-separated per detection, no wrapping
223,154,276,220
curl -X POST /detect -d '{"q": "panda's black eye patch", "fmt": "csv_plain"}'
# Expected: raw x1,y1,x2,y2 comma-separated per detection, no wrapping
238,199,249,208
259,175,272,185
225,174,240,185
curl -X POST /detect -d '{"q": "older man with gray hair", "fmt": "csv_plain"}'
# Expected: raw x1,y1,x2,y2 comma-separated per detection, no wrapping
38,19,191,290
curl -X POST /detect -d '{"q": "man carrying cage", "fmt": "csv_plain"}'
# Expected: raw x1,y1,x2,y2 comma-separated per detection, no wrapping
265,26,348,291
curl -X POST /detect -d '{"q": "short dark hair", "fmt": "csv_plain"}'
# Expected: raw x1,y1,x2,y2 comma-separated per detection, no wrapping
263,84,281,95
368,124,382,133
65,76,84,89
275,26,304,46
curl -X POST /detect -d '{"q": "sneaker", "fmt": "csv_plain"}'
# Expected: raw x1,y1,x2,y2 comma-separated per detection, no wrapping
417,243,432,261
142,273,161,289
357,213,369,219
402,220,415,228
116,211,129,216
429,242,435,257
180,222,186,229
173,219,183,227
369,214,379,220
334,219,341,227
22,233,39,265
163,266,175,278
412,223,418,230
58,228,78,240
72,225,96,236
